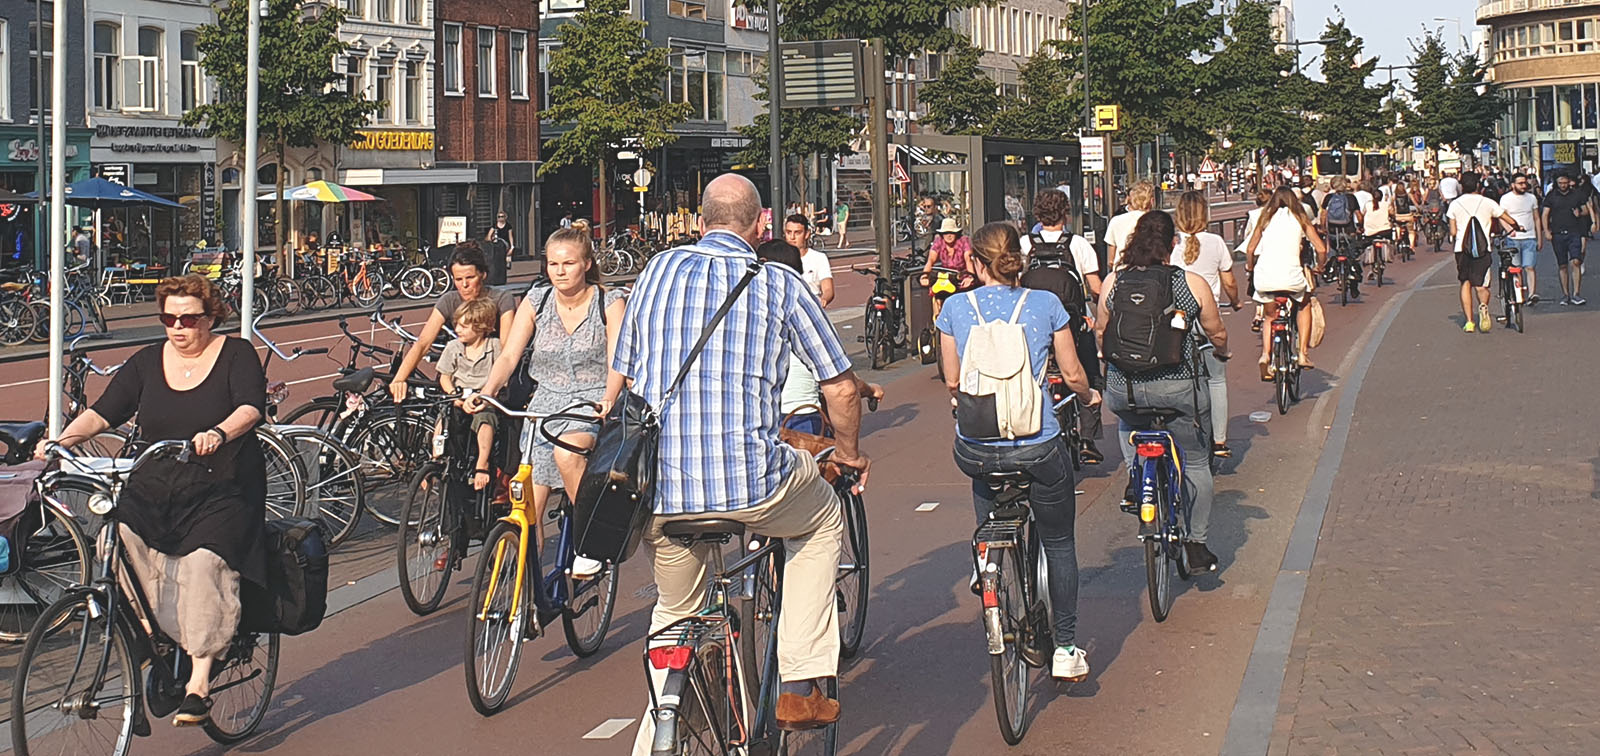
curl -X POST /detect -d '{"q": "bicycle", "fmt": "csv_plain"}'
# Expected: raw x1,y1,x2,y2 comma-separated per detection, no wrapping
1364,233,1387,289
971,469,1056,745
1421,210,1447,251
1046,367,1084,473
0,426,91,643
1495,235,1528,334
1323,231,1362,306
852,257,917,370
11,440,279,755
462,395,620,716
642,459,855,755
1266,297,1302,415
1394,219,1415,262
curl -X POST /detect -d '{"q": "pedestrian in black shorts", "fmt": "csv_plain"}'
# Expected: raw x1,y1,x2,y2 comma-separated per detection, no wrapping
1542,173,1591,306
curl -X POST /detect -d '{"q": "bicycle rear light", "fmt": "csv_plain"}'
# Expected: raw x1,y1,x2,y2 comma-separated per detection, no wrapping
648,646,694,671
1136,442,1167,458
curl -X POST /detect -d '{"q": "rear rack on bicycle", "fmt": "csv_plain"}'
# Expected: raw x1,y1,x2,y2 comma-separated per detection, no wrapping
973,516,1026,549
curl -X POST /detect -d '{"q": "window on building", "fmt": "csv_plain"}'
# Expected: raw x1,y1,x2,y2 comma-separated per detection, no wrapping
476,27,496,96
343,55,363,95
669,47,724,121
543,0,585,14
131,27,163,112
344,0,363,19
28,23,50,119
509,31,528,98
181,31,201,111
404,60,422,123
1011,10,1020,56
377,0,394,23
405,0,422,24
372,61,393,121
540,43,558,109
0,22,8,121
669,0,707,20
442,24,462,93
93,22,120,111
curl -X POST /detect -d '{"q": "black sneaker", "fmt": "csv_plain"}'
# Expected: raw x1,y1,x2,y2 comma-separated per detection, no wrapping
1183,542,1219,572
1079,443,1104,466
1119,478,1140,515
1528,294,1541,305
1572,295,1588,306
172,693,211,726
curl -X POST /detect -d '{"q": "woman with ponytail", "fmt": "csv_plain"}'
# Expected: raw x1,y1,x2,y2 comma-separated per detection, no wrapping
1171,191,1239,459
935,221,1100,683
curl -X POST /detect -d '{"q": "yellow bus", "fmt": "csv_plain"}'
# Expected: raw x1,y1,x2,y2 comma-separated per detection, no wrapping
1311,148,1391,182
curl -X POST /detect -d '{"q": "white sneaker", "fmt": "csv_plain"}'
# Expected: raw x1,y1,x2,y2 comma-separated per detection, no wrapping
1051,646,1089,682
570,555,604,579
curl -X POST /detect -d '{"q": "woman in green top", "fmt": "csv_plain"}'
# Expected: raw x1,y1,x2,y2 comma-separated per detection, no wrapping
834,198,850,249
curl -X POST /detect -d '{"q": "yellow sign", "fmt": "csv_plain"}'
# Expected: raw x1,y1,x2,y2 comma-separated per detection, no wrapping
1554,142,1577,164
1094,105,1120,132
350,130,435,151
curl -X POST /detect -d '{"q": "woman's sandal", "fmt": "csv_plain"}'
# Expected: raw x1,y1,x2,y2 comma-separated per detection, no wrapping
1259,360,1274,382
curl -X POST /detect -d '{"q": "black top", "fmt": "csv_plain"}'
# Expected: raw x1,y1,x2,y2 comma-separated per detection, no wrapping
91,337,268,585
1542,188,1590,235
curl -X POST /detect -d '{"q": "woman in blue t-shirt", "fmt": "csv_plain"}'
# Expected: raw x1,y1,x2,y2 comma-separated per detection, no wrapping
935,221,1100,683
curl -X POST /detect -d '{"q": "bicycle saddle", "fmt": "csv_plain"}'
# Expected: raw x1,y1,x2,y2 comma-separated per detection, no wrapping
661,518,746,544
0,421,46,464
0,282,28,292
332,367,377,393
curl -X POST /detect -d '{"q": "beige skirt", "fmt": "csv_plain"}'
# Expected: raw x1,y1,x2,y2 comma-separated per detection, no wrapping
116,524,241,659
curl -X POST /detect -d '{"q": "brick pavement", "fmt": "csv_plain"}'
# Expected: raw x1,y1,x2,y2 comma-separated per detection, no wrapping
1270,262,1600,755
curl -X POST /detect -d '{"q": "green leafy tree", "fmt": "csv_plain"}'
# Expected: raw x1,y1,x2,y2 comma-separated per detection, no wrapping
777,0,980,58
542,0,692,239
920,46,999,135
735,70,858,206
989,49,1079,141
1310,19,1389,150
184,0,377,256
1440,52,1501,165
1205,0,1309,171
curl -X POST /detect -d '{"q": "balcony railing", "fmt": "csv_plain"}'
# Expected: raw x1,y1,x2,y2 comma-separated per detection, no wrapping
1478,0,1600,23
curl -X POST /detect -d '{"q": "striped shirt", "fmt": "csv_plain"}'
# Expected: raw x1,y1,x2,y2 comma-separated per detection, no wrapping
612,230,852,515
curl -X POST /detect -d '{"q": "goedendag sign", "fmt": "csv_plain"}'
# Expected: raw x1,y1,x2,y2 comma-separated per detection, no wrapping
349,131,435,151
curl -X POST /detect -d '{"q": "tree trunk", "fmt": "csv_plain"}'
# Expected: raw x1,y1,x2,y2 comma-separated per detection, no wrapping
596,154,609,245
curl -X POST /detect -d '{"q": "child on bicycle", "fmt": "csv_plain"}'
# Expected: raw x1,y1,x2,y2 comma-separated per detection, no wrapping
437,296,502,490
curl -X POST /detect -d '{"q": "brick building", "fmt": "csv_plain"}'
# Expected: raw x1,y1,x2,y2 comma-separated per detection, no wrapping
435,0,540,257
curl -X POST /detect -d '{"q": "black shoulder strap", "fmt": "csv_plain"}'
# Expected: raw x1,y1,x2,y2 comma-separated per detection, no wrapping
535,286,553,316
662,262,763,405
595,284,607,326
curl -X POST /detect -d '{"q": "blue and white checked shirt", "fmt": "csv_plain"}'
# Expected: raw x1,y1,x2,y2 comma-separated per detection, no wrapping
612,230,853,515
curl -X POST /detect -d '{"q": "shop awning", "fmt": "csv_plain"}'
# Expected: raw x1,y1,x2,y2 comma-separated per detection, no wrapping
896,144,963,166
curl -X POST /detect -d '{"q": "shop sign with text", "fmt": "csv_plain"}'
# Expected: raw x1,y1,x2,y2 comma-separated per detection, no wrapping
350,131,436,151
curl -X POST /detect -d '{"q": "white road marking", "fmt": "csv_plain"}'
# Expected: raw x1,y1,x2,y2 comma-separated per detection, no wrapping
915,502,939,512
0,377,47,389
582,718,636,740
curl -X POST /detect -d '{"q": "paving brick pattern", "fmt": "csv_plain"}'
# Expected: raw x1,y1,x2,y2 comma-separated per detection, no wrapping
1274,268,1600,755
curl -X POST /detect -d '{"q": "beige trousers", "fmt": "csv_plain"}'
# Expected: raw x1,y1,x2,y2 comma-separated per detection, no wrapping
118,524,241,659
630,448,844,755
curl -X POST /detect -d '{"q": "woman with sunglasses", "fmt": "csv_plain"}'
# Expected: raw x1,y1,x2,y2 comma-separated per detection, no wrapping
41,273,269,726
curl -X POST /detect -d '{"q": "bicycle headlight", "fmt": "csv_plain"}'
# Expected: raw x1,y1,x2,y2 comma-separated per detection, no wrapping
266,380,290,408
88,492,115,516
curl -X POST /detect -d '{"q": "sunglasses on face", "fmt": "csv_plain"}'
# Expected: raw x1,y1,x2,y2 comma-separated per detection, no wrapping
158,313,205,328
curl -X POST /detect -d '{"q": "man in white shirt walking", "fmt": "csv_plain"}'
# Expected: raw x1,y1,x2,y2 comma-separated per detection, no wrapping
1448,172,1524,333
1498,173,1544,303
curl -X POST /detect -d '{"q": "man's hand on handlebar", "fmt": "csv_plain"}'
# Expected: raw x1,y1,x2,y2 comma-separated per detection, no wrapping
829,449,871,494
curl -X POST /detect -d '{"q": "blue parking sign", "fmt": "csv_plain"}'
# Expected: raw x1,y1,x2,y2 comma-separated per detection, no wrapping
1412,136,1426,151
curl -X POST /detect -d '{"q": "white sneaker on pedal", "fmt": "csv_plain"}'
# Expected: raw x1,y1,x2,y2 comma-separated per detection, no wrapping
1051,646,1089,682
570,555,604,579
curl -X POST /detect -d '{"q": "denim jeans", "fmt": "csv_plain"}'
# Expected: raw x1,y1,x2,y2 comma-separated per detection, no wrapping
952,436,1079,647
1202,348,1228,445
1108,378,1215,542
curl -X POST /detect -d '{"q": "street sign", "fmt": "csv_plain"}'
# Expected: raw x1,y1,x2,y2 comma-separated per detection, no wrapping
1198,157,1220,177
1412,136,1426,151
1094,105,1120,132
632,167,653,187
780,40,865,109
1081,136,1108,172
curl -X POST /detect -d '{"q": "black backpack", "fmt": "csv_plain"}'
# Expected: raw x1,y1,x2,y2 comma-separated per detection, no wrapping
239,516,330,636
1394,189,1413,214
1022,233,1088,320
1102,266,1188,374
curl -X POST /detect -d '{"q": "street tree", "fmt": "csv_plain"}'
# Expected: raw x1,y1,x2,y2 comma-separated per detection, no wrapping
542,0,691,240
1311,19,1390,151
1441,52,1501,166
920,46,1000,136
1402,32,1500,167
989,48,1079,141
736,71,858,208
779,0,979,58
1205,0,1310,174
184,0,377,259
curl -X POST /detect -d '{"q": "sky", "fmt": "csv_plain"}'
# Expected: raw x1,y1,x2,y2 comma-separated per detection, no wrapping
1289,0,1478,87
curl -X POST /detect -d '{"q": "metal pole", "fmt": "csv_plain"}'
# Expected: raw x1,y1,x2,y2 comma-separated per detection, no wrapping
867,39,891,275
33,0,44,271
1081,0,1092,236
767,0,783,217
46,0,65,438
240,0,264,341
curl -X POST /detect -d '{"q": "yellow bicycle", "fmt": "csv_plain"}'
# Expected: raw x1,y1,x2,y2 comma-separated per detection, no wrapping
462,395,619,716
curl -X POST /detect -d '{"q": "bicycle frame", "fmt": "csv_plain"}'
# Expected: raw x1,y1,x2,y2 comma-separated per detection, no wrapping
1130,430,1188,538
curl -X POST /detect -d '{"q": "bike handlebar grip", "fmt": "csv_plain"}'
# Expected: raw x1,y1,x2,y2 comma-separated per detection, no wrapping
302,347,331,356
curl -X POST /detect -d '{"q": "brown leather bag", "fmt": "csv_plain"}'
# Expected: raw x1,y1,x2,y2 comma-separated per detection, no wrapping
777,404,842,484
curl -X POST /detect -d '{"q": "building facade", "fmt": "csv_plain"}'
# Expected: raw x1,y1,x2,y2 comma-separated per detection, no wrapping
1480,0,1600,177
435,0,540,257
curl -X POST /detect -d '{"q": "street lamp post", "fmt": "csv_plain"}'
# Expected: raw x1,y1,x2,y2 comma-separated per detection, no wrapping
45,0,66,438
239,0,264,341
767,0,782,217
1433,17,1463,50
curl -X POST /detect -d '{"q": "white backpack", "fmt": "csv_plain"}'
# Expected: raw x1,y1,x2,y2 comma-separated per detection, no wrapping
955,291,1042,440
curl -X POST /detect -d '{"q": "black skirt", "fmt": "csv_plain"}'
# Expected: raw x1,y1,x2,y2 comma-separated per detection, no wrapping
120,436,268,588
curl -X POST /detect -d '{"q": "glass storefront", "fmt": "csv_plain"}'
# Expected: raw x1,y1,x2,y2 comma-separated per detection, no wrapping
1499,82,1600,176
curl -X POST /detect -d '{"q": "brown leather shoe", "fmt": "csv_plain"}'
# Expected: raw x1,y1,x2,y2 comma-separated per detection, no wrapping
775,688,840,731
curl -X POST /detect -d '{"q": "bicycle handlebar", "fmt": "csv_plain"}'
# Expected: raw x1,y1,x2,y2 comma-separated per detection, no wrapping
47,438,192,479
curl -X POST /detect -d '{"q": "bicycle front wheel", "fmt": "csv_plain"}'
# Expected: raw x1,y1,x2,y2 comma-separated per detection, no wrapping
352,275,382,308
836,487,870,659
256,427,306,521
398,462,455,615
0,502,90,642
10,589,137,756
301,275,338,311
202,631,280,744
351,410,434,526
464,522,529,715
280,396,340,432
399,267,433,299
989,545,1032,745
561,528,619,657
0,298,37,346
277,426,365,547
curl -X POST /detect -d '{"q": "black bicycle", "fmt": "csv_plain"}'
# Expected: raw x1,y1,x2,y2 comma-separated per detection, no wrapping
972,470,1055,744
1267,296,1302,415
12,441,279,755
1323,231,1362,306
853,257,918,370
1495,235,1528,334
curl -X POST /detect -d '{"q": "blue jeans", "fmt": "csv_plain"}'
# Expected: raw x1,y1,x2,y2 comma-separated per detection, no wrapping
1507,238,1538,268
952,436,1079,647
782,412,825,436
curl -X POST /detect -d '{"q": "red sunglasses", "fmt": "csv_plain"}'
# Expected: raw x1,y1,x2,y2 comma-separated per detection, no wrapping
158,313,205,328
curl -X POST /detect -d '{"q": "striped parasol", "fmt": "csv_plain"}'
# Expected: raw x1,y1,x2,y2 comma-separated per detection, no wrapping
258,180,379,203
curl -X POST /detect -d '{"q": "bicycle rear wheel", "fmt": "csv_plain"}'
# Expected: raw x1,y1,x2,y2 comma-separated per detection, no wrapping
398,462,455,615
1274,346,1291,416
0,502,89,642
280,396,340,432
256,427,306,521
10,589,137,756
464,522,529,715
277,427,364,547
399,267,433,299
201,631,280,744
660,642,736,755
429,268,451,297
989,545,1032,745
836,487,870,659
0,298,36,346
352,275,382,308
300,275,337,311
351,410,434,526
1144,475,1177,623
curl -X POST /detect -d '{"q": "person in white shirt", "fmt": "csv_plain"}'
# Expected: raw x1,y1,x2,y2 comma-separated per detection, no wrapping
1439,172,1462,202
782,214,835,307
1498,173,1544,303
1173,191,1240,458
1106,181,1155,269
1360,178,1396,273
1447,172,1523,333
1237,188,1273,333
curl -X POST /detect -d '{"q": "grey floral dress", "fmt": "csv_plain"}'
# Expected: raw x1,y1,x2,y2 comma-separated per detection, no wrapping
524,284,623,487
